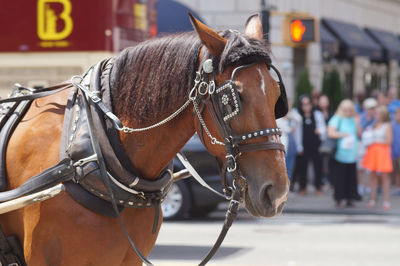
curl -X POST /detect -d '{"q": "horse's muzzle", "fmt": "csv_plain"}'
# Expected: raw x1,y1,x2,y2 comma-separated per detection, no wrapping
244,177,289,217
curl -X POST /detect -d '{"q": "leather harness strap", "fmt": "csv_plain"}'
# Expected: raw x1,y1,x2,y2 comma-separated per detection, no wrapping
79,87,154,266
0,99,32,191
0,159,74,203
0,225,26,266
0,84,72,104
238,142,285,153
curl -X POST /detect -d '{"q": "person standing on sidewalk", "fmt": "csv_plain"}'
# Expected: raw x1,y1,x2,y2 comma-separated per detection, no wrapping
276,101,301,182
327,100,360,207
362,105,393,210
318,95,334,124
357,98,378,197
391,107,400,195
387,87,400,117
360,98,377,131
294,95,326,195
318,95,335,187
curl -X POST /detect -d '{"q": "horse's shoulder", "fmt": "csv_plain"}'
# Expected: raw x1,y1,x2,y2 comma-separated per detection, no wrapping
6,88,71,188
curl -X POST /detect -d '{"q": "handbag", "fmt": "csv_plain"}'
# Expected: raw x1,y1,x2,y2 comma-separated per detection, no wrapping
319,138,338,156
361,129,374,147
319,118,342,156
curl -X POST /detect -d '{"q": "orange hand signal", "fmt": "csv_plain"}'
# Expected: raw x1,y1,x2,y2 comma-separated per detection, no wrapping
290,19,306,42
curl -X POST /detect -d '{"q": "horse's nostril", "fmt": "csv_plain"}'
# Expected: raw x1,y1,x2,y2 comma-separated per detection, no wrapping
260,183,273,208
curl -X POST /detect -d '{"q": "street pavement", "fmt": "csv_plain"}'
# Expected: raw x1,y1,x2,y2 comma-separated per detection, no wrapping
150,212,400,266
149,188,400,266
213,185,400,217
283,186,400,216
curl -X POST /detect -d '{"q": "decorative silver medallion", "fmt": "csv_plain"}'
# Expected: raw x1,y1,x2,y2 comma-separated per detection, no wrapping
203,59,213,74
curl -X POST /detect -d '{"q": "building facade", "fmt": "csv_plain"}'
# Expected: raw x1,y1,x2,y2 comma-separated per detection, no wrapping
174,0,400,102
2,0,400,102
0,0,157,97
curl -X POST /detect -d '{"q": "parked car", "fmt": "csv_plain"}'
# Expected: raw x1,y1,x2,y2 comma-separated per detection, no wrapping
161,134,228,220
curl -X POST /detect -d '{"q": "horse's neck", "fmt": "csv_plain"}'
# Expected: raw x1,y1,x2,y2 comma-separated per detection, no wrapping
118,107,195,179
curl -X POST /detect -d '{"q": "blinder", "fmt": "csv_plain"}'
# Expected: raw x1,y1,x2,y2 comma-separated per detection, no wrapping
271,64,289,119
214,81,241,122
212,62,288,123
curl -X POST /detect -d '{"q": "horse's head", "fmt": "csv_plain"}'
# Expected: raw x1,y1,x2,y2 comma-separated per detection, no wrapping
189,14,289,217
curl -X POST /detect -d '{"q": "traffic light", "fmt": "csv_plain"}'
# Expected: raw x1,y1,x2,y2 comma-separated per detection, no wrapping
283,15,319,46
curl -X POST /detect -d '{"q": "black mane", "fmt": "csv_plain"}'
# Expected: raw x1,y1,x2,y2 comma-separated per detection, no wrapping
110,30,271,125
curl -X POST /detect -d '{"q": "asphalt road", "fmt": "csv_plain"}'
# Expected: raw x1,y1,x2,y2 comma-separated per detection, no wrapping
149,208,400,266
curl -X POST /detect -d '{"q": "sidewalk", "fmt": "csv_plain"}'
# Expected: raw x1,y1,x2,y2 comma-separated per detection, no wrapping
283,187,400,216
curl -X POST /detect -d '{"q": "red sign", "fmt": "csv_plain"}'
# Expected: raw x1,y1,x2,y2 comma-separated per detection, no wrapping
0,0,157,52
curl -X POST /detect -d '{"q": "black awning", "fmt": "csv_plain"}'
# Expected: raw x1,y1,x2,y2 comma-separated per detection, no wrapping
365,28,400,61
322,18,383,60
320,23,339,58
157,0,203,36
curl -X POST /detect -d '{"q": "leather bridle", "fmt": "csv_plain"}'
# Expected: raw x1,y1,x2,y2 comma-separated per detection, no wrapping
191,58,285,199
189,59,286,265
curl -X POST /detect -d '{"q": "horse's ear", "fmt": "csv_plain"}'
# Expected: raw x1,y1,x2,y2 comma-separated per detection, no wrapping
188,13,227,57
244,14,263,40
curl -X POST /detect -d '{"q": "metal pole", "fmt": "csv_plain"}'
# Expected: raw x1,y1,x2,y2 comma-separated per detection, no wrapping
261,0,270,42
0,184,65,214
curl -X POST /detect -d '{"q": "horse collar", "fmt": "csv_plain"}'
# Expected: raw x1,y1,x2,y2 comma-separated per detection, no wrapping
60,59,174,214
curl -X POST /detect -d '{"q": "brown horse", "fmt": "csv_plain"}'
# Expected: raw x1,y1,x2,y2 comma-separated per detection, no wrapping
0,14,288,265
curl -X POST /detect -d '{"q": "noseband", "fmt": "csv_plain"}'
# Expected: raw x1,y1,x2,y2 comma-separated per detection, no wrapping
190,59,285,198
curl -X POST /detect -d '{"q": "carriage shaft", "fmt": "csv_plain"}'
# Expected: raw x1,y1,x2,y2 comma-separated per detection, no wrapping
0,184,65,214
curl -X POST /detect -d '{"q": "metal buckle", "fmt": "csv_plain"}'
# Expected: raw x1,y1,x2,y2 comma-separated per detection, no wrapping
208,80,215,94
223,186,233,200
198,81,209,95
70,75,84,84
90,94,101,103
226,154,237,173
189,84,198,101
194,71,202,83
73,154,98,167
233,175,247,192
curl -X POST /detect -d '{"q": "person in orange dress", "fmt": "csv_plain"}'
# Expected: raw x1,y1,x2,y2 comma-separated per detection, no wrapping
362,105,393,210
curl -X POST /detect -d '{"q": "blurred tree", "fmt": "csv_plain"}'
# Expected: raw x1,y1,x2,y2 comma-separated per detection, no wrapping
295,69,313,102
322,68,343,109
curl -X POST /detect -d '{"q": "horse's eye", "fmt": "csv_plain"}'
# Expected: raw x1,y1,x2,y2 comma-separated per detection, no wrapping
236,85,244,100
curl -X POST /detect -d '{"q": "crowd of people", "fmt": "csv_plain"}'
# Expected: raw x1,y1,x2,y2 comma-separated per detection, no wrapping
277,87,400,210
